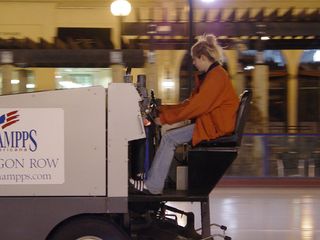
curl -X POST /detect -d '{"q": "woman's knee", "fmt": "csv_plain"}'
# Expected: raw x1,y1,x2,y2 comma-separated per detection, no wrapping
161,131,179,147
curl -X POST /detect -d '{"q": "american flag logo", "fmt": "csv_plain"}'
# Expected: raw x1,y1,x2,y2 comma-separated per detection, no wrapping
0,110,20,129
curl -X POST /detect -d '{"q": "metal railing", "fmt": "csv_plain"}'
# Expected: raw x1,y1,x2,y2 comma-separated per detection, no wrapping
226,133,320,178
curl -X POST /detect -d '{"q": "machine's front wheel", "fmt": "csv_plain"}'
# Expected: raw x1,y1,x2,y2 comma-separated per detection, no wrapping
47,215,130,240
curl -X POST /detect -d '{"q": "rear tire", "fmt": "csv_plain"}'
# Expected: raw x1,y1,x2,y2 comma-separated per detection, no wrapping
47,215,130,240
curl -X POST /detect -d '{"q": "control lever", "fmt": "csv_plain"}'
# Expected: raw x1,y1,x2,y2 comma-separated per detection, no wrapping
149,89,159,120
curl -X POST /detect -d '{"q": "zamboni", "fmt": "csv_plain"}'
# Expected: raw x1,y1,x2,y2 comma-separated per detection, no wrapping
0,84,251,240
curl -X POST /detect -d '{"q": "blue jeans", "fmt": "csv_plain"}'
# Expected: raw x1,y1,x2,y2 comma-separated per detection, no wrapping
145,124,194,194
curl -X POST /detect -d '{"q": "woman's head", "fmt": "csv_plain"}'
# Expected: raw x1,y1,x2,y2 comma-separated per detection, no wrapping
191,34,223,71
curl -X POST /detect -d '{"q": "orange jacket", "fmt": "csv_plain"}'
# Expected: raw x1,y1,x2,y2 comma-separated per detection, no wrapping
159,65,239,146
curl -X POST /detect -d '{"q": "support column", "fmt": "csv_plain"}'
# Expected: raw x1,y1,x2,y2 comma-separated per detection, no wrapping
1,64,13,95
33,68,56,91
224,50,244,95
111,64,124,83
252,64,269,131
18,69,28,93
146,51,158,96
252,62,269,170
158,50,172,103
282,50,303,133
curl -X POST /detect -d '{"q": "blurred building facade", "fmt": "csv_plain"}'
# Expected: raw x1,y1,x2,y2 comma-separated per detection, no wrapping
0,0,320,185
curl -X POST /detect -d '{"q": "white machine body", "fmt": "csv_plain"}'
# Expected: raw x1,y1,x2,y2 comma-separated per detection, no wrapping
107,83,146,197
0,84,145,197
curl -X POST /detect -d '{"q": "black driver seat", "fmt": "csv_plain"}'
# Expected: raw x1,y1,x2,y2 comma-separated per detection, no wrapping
187,89,252,195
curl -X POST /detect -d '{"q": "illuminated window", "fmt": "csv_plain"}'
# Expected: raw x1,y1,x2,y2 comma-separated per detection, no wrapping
55,68,112,89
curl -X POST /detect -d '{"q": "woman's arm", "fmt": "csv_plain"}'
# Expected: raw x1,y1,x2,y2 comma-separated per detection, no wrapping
160,68,228,124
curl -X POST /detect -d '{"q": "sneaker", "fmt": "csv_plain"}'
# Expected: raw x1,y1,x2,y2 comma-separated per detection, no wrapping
129,178,158,195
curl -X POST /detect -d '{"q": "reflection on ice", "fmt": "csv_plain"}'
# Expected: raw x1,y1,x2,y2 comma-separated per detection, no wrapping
165,188,320,240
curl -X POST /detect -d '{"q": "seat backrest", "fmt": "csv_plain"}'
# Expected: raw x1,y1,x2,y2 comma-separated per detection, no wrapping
234,89,252,146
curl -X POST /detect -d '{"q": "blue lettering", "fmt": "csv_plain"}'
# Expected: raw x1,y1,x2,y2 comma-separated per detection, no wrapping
29,130,37,152
0,130,38,151
15,131,22,148
5,132,11,147
22,131,28,148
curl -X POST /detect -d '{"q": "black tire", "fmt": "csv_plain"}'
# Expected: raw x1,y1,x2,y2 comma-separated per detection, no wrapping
47,214,130,240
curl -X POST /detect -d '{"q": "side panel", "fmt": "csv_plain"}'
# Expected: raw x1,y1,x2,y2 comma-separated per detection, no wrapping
0,197,111,240
0,86,106,196
108,83,145,198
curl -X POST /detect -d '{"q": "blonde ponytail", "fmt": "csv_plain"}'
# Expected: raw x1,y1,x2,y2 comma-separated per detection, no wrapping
191,34,223,63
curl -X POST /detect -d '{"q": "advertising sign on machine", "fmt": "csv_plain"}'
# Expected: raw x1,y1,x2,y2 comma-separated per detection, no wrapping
0,108,64,185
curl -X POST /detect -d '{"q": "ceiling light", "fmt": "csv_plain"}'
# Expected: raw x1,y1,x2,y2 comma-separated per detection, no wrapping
162,81,175,89
11,79,20,84
110,0,132,16
26,83,35,89
244,65,255,71
260,36,270,40
313,50,320,62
